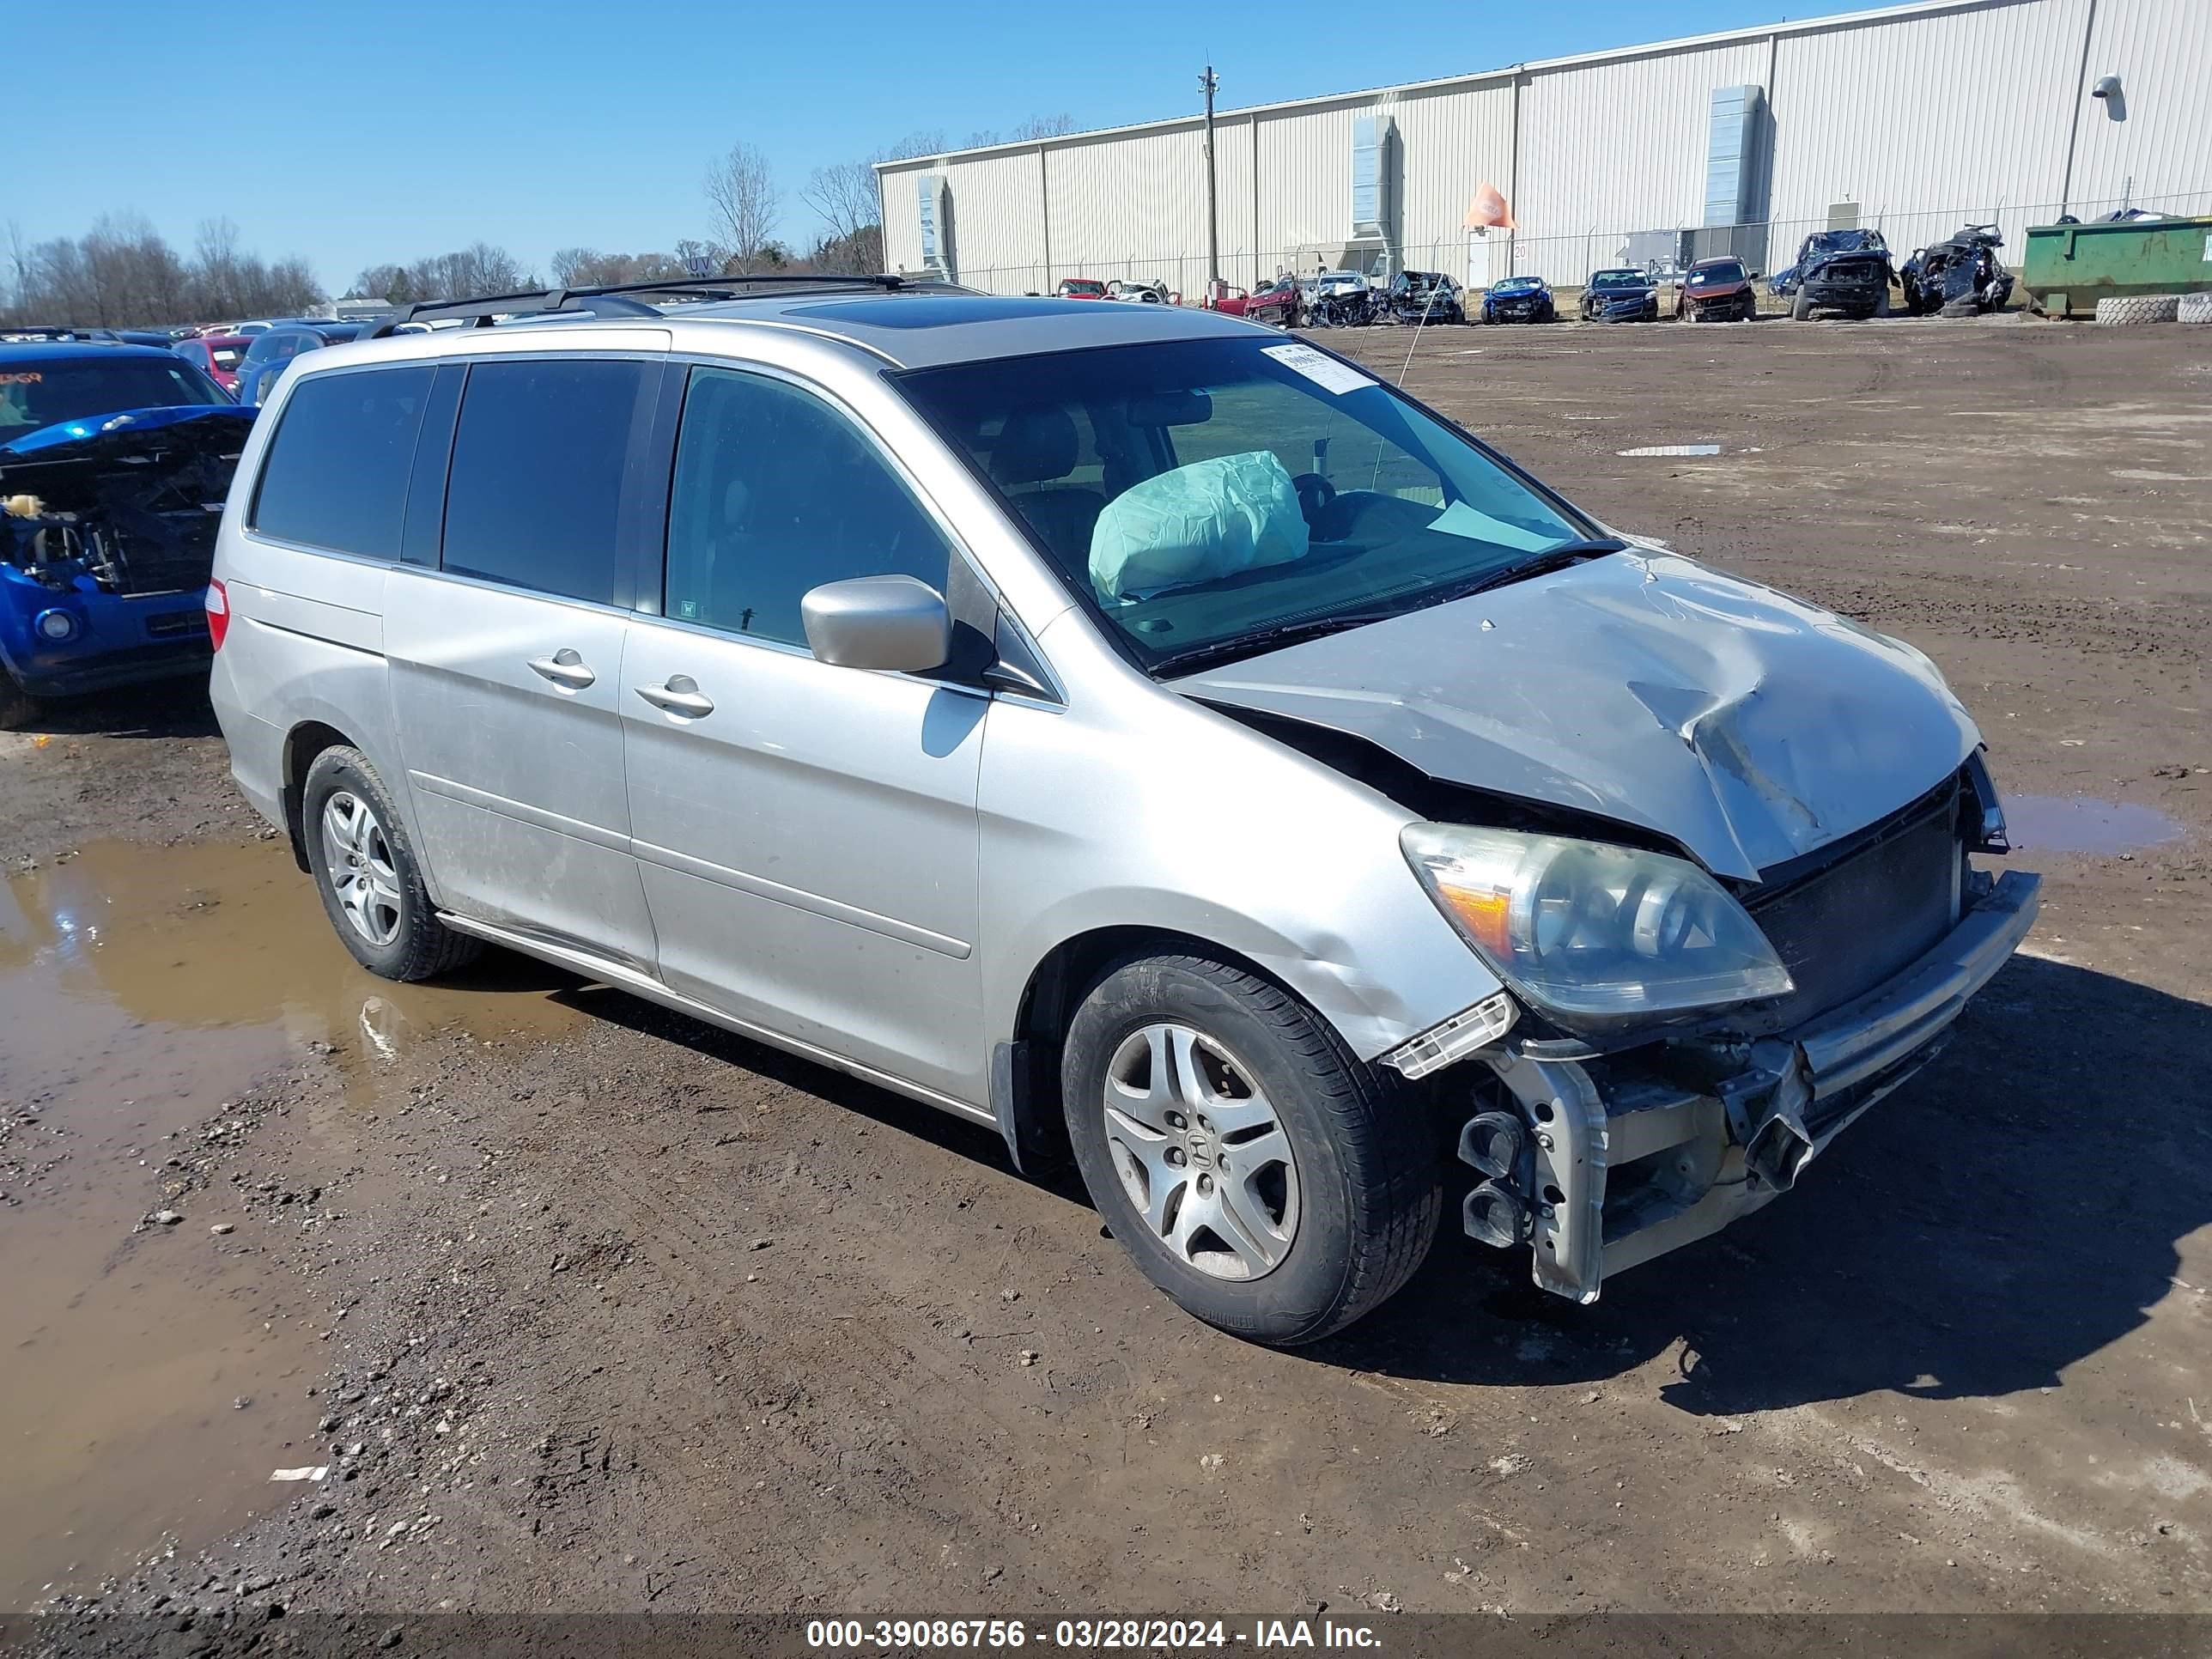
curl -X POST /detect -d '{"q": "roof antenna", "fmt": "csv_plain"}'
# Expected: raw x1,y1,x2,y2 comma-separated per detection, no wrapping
1395,271,1451,387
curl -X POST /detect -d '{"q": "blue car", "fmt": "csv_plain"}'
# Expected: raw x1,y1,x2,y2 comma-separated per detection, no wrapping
233,320,365,406
1,341,255,726
1578,267,1660,322
1481,275,1556,324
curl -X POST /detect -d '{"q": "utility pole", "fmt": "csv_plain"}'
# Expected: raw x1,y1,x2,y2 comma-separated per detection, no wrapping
1200,64,1221,299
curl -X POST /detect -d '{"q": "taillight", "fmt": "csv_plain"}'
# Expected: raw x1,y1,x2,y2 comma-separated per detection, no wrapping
205,579,229,652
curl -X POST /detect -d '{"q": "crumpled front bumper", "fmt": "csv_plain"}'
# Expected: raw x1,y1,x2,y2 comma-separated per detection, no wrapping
1466,869,2041,1304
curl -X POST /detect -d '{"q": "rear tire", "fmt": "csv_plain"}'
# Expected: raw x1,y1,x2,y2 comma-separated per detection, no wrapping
1060,951,1441,1346
302,744,482,981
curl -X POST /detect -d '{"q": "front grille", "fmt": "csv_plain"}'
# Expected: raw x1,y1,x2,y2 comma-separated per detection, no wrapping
1813,258,1885,287
1742,783,1962,1021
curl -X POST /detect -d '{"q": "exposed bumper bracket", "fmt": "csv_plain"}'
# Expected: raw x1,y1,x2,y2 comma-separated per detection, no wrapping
1466,870,2041,1304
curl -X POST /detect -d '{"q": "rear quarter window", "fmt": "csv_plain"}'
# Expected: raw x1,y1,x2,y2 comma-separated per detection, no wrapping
250,366,436,559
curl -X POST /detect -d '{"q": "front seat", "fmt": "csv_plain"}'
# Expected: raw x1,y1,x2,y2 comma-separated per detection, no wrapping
988,406,1105,559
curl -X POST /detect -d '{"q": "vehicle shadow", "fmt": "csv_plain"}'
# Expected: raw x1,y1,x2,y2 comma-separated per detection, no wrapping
561,988,1030,1178
540,951,2208,1413
16,676,218,740
1322,953,2212,1410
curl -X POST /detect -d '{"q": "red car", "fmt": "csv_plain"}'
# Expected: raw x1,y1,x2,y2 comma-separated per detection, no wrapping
1206,276,1302,327
1676,257,1759,322
1054,277,1109,300
171,333,251,394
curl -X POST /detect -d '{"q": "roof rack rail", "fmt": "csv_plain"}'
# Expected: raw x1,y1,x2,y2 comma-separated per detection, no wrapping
361,273,926,339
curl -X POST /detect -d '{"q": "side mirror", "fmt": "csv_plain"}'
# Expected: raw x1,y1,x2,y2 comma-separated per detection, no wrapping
800,575,951,672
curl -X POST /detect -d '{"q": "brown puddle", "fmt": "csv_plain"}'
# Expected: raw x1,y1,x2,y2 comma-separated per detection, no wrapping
0,838,588,1609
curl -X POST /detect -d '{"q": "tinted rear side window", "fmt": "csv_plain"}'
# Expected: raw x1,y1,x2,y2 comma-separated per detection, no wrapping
441,359,641,605
251,366,434,558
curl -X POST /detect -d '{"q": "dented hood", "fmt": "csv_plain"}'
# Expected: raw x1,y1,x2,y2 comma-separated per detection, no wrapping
1176,552,1980,880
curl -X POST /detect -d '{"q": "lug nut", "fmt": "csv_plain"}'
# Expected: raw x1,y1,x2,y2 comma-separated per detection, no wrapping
1166,1147,1187,1166
1165,1111,1187,1130
1196,1174,1214,1195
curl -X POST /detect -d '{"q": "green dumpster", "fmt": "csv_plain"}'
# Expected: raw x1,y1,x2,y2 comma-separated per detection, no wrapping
2024,216,2212,317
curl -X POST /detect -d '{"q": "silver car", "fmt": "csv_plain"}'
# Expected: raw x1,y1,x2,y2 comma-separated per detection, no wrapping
206,280,2039,1345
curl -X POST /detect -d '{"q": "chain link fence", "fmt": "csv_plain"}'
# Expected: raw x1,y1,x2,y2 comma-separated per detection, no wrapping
936,189,2212,306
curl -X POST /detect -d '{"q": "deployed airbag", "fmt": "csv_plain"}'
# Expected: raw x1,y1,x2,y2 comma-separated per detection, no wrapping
1089,450,1310,601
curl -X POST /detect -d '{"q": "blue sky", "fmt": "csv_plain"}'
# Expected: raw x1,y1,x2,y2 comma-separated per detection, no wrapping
19,0,1893,294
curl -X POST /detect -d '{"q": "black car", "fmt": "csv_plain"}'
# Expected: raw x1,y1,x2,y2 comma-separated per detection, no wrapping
1899,225,2014,317
1772,229,1893,319
1387,270,1464,324
1578,267,1659,322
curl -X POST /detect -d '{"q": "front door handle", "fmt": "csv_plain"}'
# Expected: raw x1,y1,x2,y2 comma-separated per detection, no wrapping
635,675,714,719
527,648,596,689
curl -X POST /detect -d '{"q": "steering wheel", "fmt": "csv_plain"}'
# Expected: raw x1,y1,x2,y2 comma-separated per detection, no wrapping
1291,472,1337,523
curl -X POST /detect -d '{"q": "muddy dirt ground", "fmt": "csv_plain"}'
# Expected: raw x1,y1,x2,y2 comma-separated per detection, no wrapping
5,316,2209,1647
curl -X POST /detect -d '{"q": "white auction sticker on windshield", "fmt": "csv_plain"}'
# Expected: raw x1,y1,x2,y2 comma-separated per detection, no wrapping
1261,343,1374,396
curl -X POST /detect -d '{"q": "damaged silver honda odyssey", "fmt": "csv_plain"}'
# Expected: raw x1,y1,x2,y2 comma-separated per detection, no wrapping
209,281,2039,1346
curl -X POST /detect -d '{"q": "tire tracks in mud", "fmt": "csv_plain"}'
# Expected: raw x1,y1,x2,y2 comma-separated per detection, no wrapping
419,1029,1239,1607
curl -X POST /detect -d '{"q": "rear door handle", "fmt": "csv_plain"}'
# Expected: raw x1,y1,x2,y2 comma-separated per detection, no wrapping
635,675,714,719
527,648,596,689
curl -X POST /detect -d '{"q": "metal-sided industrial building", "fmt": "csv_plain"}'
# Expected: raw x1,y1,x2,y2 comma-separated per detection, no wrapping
875,0,2210,297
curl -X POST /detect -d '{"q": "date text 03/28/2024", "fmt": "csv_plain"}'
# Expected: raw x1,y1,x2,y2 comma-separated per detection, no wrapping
804,1620,1383,1650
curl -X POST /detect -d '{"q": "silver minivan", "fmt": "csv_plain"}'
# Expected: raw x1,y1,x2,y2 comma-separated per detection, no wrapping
208,280,2039,1344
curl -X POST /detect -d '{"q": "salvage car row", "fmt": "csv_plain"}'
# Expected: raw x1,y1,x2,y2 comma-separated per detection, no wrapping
1184,222,2025,331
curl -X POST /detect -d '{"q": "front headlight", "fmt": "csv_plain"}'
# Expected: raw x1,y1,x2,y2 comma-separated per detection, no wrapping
1401,823,1792,1025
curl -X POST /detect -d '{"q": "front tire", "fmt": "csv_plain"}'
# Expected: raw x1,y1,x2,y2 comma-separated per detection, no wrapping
1060,952,1441,1346
1791,291,1814,321
302,744,482,981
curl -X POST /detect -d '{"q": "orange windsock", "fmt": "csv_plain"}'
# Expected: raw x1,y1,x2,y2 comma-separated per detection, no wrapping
1465,183,1515,229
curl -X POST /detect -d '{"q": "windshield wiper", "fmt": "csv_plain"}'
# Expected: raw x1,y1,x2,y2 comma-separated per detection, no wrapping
1151,611,1407,678
1150,538,1627,679
1430,537,1627,601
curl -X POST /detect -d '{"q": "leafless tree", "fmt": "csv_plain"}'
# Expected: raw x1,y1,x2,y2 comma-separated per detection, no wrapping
800,163,886,272
0,215,320,326
703,143,779,274
1011,112,1077,140
799,131,958,276
344,244,536,306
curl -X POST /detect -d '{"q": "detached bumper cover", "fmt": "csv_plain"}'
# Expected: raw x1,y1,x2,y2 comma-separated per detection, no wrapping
1474,870,2040,1303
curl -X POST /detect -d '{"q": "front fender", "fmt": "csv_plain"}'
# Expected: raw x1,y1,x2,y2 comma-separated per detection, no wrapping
977,626,1503,1062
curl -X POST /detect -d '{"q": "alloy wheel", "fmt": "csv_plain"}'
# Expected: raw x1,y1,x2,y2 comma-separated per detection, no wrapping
1102,1024,1301,1281
321,790,404,948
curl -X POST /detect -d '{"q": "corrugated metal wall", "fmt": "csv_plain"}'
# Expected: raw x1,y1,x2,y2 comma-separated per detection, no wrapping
1513,38,1771,281
1387,81,1516,270
1768,0,2087,261
877,0,2209,294
2067,0,2212,213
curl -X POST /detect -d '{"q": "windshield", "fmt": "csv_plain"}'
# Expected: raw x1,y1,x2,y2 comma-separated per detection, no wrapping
1495,277,1541,292
897,337,1598,676
1589,270,1648,291
0,356,229,432
1691,262,1745,283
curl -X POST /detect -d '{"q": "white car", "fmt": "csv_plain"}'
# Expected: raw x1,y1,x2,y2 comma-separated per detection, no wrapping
1107,281,1168,305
